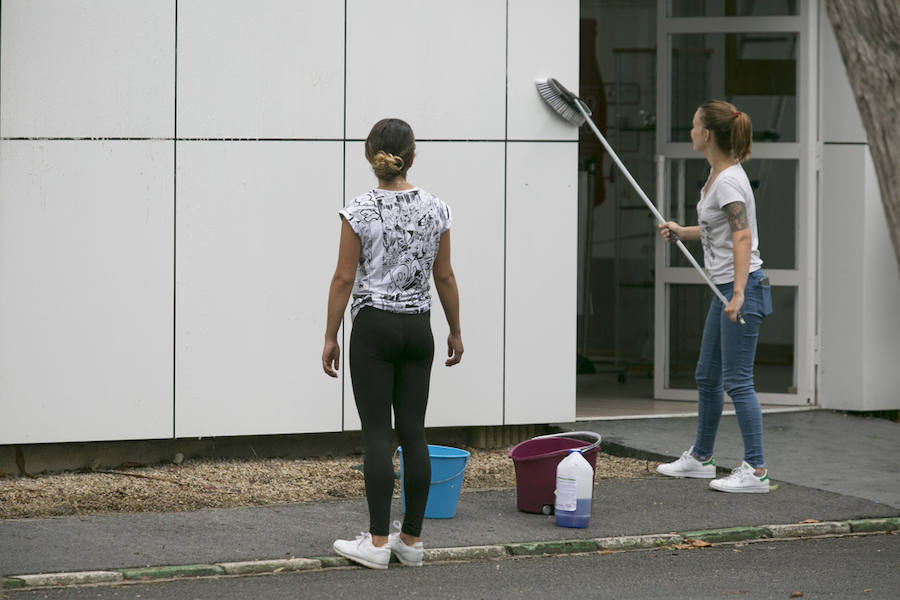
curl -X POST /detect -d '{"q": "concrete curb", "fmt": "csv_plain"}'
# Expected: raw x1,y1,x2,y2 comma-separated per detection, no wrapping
3,517,897,590
12,571,123,587
847,517,900,533
505,539,599,556
764,521,850,538
120,564,224,581
595,533,684,550
1,577,26,589
217,558,321,575
424,544,508,562
309,555,352,568
679,526,771,543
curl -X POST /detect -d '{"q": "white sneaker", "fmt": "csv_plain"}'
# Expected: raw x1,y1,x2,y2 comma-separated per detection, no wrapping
709,462,770,493
333,532,391,569
388,521,424,566
657,448,716,478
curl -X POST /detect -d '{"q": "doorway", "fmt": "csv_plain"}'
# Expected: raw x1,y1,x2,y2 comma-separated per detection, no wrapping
577,0,659,416
577,0,816,419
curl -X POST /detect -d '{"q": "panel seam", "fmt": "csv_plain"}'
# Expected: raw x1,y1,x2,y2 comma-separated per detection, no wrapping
341,0,348,430
502,0,509,425
173,0,178,439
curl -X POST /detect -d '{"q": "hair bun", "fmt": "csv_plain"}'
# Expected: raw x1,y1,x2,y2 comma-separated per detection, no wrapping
371,151,404,179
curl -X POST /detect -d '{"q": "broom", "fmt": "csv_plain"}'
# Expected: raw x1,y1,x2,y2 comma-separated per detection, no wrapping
535,77,744,325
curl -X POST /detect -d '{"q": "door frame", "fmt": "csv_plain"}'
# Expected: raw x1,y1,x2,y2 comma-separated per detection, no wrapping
652,1,819,405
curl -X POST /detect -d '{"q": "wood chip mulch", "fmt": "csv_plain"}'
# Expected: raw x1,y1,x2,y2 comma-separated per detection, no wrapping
0,450,660,519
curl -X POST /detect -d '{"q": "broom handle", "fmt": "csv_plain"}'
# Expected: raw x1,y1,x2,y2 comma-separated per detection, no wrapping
574,100,745,326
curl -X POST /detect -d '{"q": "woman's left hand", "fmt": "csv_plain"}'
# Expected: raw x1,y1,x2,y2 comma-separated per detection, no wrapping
445,333,464,367
724,290,744,323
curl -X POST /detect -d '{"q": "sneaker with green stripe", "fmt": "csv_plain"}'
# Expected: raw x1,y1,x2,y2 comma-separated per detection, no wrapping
656,447,717,478
709,461,770,493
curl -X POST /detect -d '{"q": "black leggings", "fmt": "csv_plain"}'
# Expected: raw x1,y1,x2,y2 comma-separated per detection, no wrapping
350,307,434,537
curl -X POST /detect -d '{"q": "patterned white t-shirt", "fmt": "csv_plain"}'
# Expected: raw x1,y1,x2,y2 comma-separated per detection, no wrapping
697,164,763,284
339,187,452,317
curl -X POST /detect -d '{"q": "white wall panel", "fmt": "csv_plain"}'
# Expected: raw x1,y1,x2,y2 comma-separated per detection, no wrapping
507,0,579,140
860,149,900,410
820,14,866,144
346,0,506,140
0,0,175,138
0,141,174,444
341,142,505,430
818,145,864,409
176,141,343,437
505,142,577,424
341,143,372,431
177,0,344,139
819,145,900,411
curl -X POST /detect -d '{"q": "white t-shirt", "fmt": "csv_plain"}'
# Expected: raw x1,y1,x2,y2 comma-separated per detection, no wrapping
339,187,452,317
697,164,763,284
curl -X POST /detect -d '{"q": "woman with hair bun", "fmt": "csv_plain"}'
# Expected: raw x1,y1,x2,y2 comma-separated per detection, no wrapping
656,100,773,493
323,118,463,568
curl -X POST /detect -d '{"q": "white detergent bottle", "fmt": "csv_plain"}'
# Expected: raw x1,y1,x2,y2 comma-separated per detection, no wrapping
555,449,594,528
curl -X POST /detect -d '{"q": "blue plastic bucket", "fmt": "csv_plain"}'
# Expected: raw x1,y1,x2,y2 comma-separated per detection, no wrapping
398,444,470,519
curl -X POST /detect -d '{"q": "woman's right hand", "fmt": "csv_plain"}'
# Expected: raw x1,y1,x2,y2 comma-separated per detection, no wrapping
658,221,682,242
445,333,464,367
322,338,340,378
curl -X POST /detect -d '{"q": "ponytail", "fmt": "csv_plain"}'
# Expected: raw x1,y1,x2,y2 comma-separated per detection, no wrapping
731,112,752,163
699,100,753,162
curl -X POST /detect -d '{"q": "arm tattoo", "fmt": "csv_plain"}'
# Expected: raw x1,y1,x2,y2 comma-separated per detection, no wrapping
724,202,749,232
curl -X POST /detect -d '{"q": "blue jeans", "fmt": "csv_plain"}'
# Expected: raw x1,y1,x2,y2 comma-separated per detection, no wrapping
693,270,772,468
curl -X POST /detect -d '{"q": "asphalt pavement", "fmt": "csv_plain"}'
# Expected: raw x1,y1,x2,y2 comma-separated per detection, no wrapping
9,536,899,599
2,410,898,589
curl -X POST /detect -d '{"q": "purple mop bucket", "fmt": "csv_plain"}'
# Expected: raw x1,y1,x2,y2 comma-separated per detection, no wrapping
508,431,602,514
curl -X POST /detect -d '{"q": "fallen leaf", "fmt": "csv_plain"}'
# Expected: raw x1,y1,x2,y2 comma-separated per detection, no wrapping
863,589,872,593
798,519,819,524
687,538,713,548
790,592,803,598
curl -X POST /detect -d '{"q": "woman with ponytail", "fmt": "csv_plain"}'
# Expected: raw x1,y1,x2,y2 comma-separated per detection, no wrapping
656,100,773,493
322,118,463,567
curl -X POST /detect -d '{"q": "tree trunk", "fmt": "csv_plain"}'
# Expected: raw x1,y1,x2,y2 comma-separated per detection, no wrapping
825,0,900,272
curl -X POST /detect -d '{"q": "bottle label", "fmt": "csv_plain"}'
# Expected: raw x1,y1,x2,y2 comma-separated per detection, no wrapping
556,476,577,511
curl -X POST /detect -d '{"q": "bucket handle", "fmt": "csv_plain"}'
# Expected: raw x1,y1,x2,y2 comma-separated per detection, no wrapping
529,431,602,454
430,465,468,486
392,448,468,486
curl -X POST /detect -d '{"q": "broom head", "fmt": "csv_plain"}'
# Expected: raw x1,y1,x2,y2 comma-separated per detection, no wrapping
535,78,589,127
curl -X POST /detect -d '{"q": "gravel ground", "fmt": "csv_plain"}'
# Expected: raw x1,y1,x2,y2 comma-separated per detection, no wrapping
0,450,660,519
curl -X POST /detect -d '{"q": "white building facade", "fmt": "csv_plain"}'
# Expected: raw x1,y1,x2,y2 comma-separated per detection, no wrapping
0,0,896,447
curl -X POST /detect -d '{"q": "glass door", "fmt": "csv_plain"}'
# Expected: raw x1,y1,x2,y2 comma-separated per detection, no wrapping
653,0,818,405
